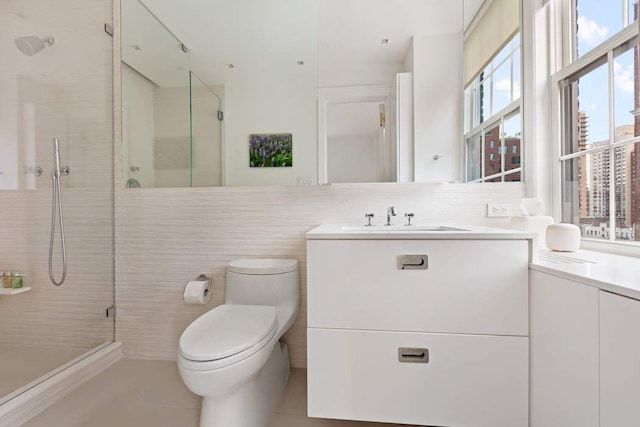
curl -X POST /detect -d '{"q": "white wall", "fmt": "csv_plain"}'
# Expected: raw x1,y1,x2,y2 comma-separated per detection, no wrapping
411,33,462,182
224,67,318,186
319,62,405,88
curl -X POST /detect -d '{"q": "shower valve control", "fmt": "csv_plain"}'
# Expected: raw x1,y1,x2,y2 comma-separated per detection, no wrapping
52,166,70,178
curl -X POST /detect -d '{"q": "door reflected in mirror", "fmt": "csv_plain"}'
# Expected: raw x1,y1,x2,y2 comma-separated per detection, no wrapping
326,101,389,184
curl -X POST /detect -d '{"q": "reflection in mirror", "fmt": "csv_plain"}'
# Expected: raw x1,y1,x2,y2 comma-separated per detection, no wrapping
463,0,522,183
121,0,222,188
120,0,519,187
326,101,388,183
190,73,224,187
317,0,464,183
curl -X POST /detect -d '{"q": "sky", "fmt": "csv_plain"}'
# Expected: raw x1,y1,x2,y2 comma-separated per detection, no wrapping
577,0,637,145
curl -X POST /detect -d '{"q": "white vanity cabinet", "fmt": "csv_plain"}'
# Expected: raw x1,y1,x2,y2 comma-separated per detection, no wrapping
599,290,640,427
530,269,640,427
306,230,531,427
530,270,600,427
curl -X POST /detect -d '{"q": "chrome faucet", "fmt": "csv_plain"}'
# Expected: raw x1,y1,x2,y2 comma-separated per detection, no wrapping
386,206,397,226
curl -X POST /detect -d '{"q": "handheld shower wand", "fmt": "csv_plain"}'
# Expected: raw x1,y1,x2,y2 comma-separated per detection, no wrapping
49,138,69,286
53,137,61,177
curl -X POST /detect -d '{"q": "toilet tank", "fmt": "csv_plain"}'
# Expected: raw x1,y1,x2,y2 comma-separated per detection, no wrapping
226,259,299,310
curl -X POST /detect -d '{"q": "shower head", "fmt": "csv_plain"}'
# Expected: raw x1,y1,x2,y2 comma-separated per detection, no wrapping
15,36,54,56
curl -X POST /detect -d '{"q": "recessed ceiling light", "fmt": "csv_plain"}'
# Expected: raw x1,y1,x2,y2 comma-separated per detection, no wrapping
297,60,304,65
131,45,141,50
381,38,389,44
227,64,235,69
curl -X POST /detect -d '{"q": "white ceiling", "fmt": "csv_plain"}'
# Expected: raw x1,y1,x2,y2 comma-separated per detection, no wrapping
131,0,484,86
318,0,463,65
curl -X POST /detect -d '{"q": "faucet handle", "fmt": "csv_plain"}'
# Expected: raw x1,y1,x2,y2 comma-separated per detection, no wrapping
365,213,374,226
404,212,414,226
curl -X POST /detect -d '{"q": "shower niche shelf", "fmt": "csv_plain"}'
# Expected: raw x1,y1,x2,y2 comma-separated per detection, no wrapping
0,287,31,296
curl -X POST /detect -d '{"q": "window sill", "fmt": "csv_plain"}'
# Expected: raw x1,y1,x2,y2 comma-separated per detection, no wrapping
580,238,640,259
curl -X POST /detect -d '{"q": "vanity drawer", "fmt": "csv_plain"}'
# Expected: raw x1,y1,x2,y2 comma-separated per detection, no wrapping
307,328,528,426
307,239,528,336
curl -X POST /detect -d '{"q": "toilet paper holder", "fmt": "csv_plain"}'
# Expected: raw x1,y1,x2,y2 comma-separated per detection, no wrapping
196,274,212,296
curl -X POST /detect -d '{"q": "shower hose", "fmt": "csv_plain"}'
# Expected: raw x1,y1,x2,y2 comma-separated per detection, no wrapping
49,153,67,286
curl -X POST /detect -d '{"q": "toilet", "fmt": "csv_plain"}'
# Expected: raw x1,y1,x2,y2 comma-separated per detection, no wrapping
177,259,299,427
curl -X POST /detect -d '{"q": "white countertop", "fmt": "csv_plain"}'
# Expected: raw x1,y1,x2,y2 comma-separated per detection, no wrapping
531,249,640,301
306,224,536,241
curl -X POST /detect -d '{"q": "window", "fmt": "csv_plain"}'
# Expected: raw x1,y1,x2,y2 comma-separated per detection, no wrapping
555,0,639,243
465,33,522,183
512,145,518,154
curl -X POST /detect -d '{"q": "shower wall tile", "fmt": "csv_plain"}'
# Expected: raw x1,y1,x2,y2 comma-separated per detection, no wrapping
0,0,114,349
114,182,526,367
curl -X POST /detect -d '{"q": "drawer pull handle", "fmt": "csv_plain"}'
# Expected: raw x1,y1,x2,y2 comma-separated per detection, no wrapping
398,347,429,363
398,255,428,270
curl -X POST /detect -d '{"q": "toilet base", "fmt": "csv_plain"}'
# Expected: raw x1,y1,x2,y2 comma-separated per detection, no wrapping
199,341,290,427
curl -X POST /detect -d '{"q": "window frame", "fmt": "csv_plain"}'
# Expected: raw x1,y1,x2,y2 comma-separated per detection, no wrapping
551,0,640,246
464,32,523,183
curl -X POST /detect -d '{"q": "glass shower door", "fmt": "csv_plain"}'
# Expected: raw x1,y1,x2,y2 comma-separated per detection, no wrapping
190,72,223,187
0,0,115,404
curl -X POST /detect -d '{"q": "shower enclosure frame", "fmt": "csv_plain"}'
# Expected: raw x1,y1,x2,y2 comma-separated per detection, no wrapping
0,0,119,422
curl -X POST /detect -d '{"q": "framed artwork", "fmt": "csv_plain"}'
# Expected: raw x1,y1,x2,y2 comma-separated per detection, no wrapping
249,133,293,167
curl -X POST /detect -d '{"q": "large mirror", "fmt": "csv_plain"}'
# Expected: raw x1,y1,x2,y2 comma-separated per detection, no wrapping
120,0,519,188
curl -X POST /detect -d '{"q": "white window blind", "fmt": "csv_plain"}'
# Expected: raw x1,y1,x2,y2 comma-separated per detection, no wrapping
463,0,519,86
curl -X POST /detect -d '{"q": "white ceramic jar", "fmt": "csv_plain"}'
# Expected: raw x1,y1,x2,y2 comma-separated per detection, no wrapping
546,223,581,252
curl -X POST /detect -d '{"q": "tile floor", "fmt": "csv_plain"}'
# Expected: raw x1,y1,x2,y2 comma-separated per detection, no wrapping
0,345,89,402
24,359,416,427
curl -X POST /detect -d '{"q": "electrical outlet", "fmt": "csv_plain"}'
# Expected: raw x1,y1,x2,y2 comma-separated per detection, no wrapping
296,176,312,186
487,202,512,218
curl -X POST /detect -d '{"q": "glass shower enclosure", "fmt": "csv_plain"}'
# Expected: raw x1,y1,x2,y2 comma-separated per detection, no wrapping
121,0,224,189
0,0,115,405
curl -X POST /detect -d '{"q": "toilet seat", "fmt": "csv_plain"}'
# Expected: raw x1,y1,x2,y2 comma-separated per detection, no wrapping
179,304,277,366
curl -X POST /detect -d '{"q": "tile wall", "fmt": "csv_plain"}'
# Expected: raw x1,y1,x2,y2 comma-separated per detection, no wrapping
115,182,525,367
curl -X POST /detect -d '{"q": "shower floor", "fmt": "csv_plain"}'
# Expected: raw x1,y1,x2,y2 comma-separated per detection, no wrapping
0,345,90,401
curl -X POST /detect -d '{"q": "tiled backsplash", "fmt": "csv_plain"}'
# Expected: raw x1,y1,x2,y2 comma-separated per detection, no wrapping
115,182,525,367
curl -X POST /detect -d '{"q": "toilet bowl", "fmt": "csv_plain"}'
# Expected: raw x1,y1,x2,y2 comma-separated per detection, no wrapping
177,259,299,427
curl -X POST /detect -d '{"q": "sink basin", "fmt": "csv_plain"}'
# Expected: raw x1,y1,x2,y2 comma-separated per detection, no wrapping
341,225,469,232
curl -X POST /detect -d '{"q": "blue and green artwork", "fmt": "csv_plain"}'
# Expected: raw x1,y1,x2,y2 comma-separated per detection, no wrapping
249,133,293,167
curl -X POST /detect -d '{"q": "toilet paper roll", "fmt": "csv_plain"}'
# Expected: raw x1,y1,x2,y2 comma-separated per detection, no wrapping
183,280,211,305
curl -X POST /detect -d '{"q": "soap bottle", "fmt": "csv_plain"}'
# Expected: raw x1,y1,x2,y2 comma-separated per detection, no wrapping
12,273,23,289
2,272,12,288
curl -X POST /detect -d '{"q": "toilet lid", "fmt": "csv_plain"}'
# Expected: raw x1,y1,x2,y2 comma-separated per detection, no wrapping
228,259,298,275
179,305,277,362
